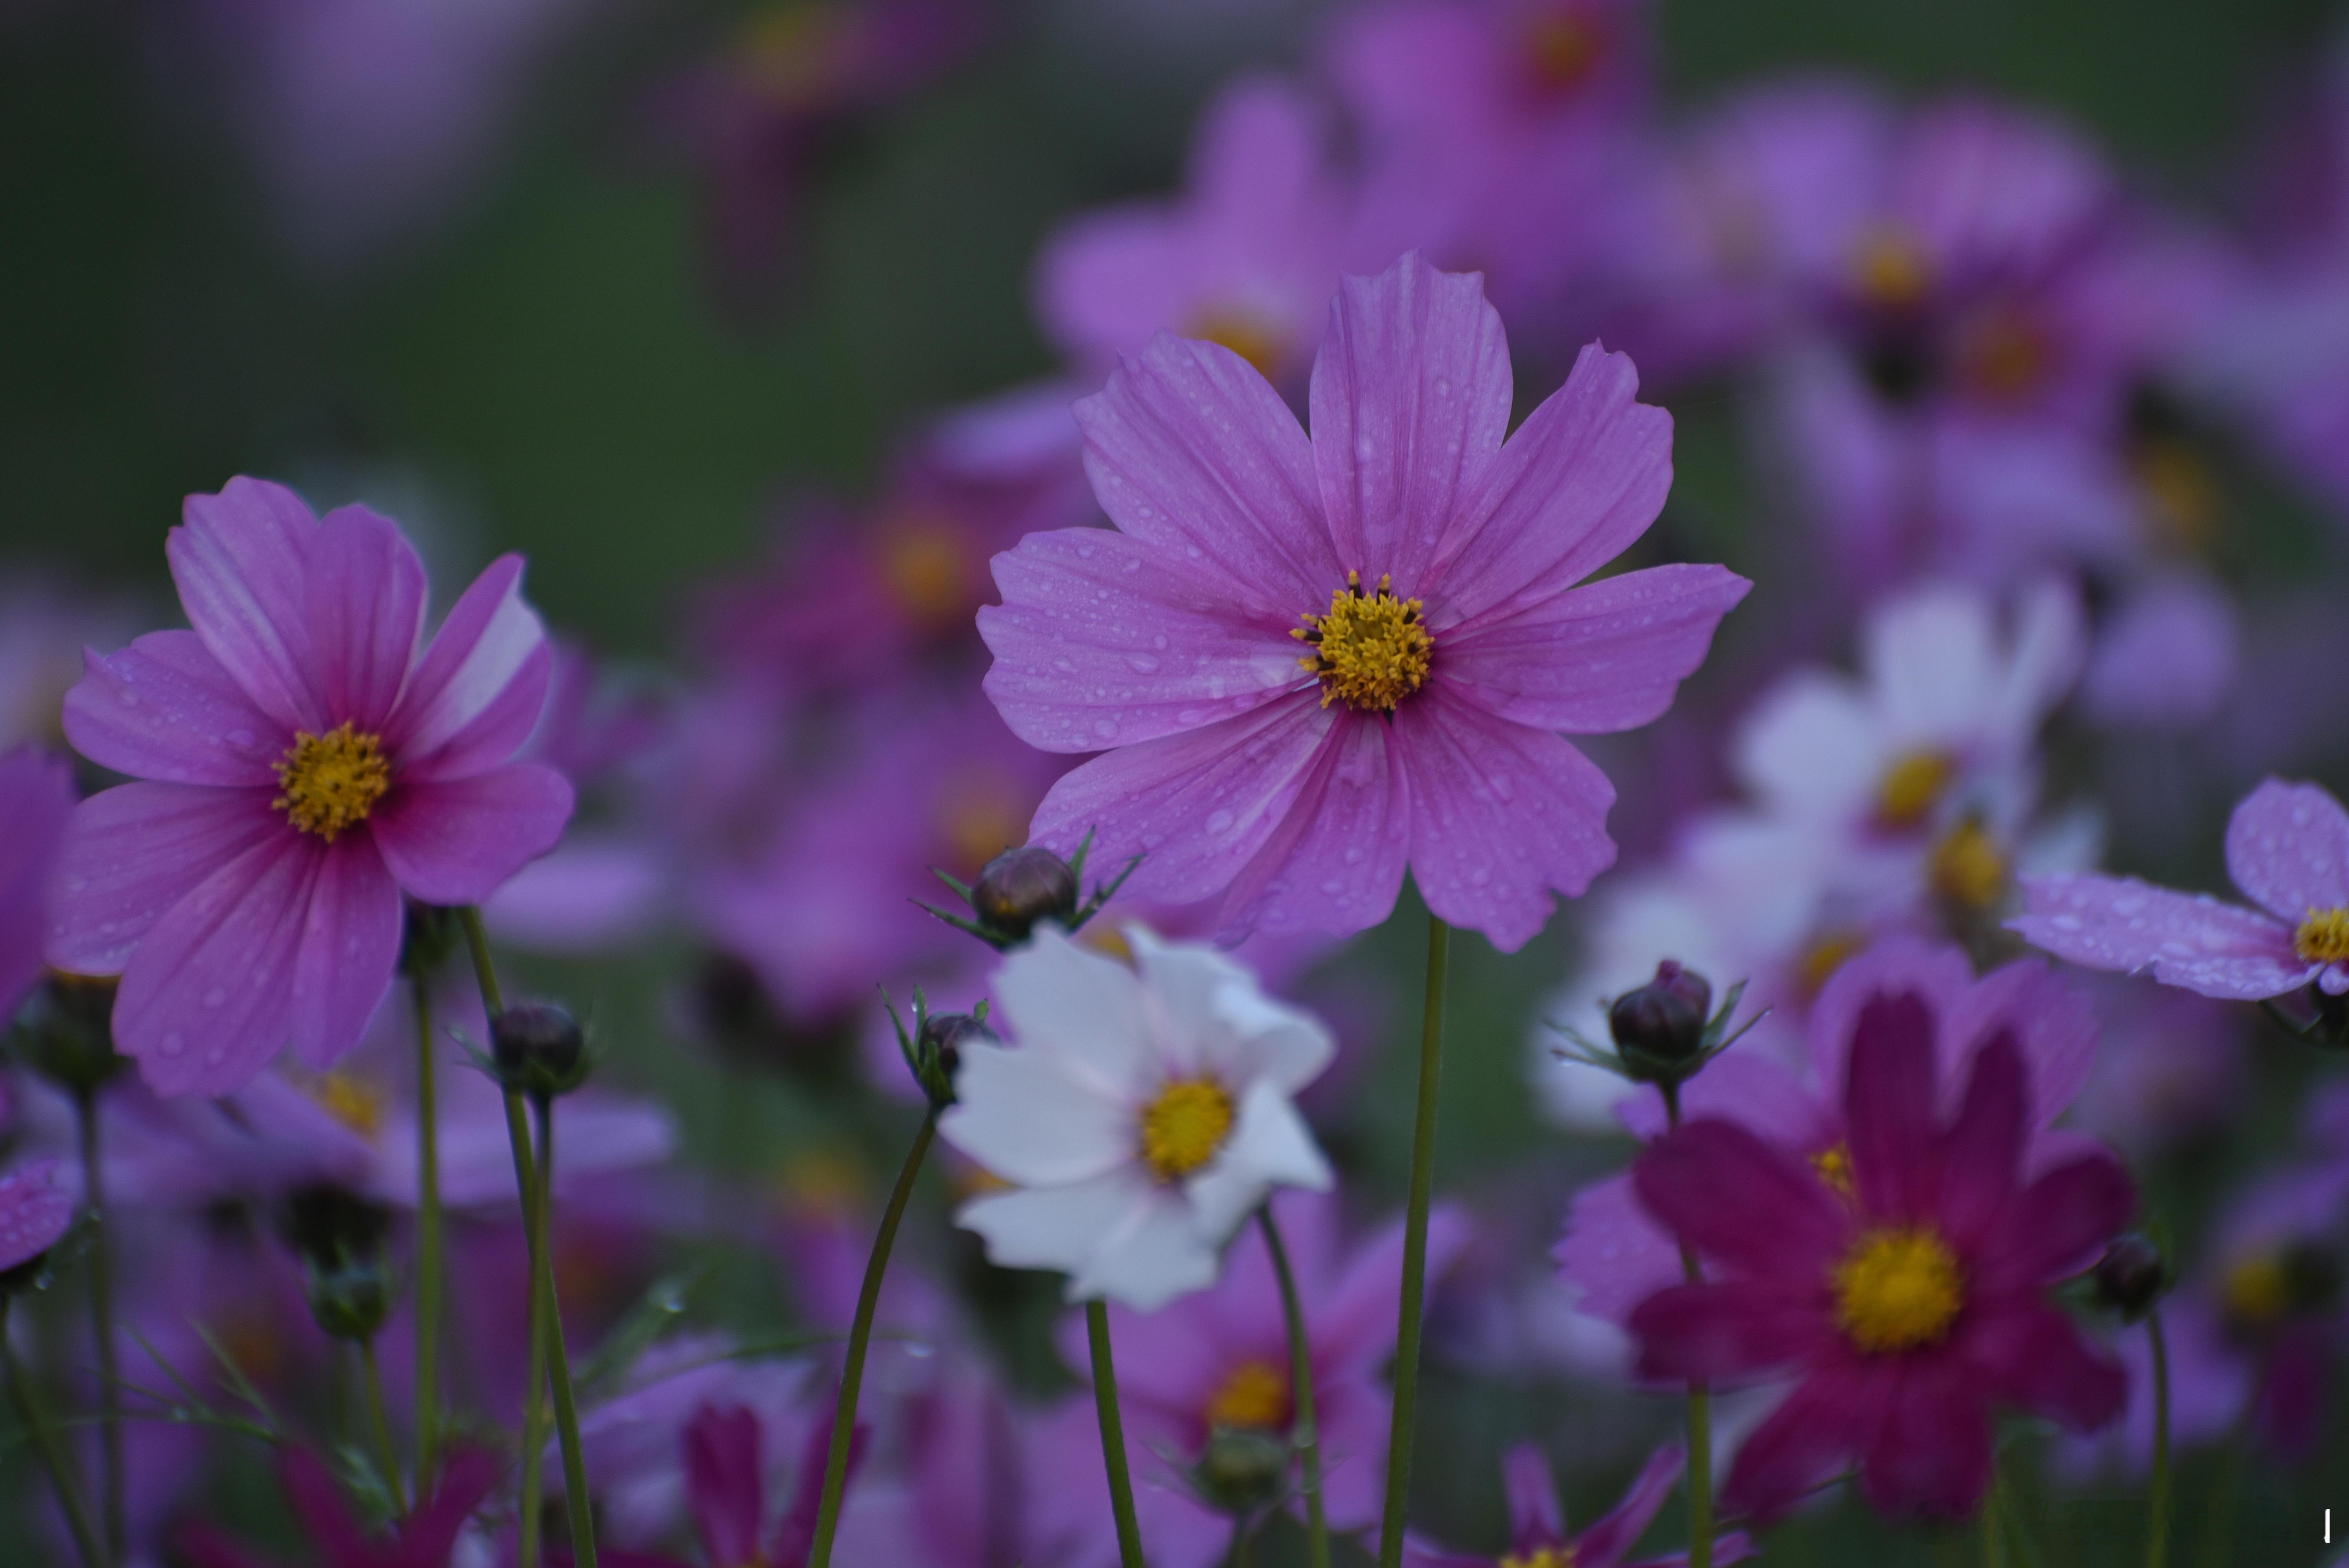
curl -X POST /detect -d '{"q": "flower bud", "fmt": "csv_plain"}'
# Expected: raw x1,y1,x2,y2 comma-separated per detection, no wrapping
492,1003,589,1101
912,1011,994,1109
304,1256,393,1342
2091,1234,2168,1320
970,846,1078,944
281,1185,393,1340
11,972,126,1098
1608,961,1713,1076
1192,1429,1288,1516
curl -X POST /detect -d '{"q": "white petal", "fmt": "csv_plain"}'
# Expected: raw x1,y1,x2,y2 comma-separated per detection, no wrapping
1866,584,1998,745
993,925,1151,1098
1210,980,1335,1094
1183,1078,1331,1242
1986,576,2086,748
1127,923,1334,1092
940,1039,1133,1187
955,1168,1150,1279
1731,671,1880,823
1069,1180,1223,1311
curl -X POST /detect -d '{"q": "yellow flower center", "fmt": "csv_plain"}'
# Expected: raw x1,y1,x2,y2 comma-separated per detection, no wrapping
1522,8,1600,93
2134,439,2220,553
2295,907,2349,965
1930,820,2008,910
738,1,840,102
1139,1078,1235,1181
1876,749,1955,829
1501,1550,1576,1568
1810,1142,1856,1201
1834,1228,1964,1354
2222,1253,2289,1329
1205,1359,1290,1431
936,769,1027,878
1190,307,1287,379
1294,572,1434,714
273,722,390,843
306,1072,385,1139
1795,930,1864,997
1852,226,1930,311
1957,307,2050,401
880,515,975,626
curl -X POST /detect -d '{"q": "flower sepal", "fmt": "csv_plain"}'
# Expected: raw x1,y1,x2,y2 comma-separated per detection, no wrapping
917,829,1141,951
1548,961,1761,1092
881,986,995,1110
489,1002,595,1103
2259,984,2349,1049
1186,1427,1293,1519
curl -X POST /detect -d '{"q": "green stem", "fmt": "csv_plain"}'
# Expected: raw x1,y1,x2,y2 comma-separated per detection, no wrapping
1256,1205,1327,1568
1979,1464,2005,1568
71,1090,124,1562
807,1113,937,1568
1661,1082,1712,1568
2146,1310,2171,1568
532,1096,597,1568
410,973,444,1484
360,1336,405,1513
459,906,505,1016
1086,1299,1148,1568
1227,1513,1253,1568
1,1296,108,1568
1376,913,1449,1568
508,1087,549,1568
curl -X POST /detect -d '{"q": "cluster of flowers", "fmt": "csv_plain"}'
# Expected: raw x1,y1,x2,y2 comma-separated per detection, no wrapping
4,0,2349,1565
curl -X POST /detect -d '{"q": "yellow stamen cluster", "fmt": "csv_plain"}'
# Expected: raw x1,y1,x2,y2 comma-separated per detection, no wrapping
1190,307,1287,379
2295,907,2349,966
2222,1254,2289,1329
1958,307,2049,401
2135,439,2220,552
1852,226,1930,310
1205,1359,1290,1431
1500,1550,1577,1568
1834,1228,1965,1354
1522,10,1599,93
1140,1078,1236,1181
1294,572,1434,714
309,1073,385,1139
273,722,390,843
1810,1142,1856,1201
1876,749,1955,829
881,516,974,625
1930,821,2008,911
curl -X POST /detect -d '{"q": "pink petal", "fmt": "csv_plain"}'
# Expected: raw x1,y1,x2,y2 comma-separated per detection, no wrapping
1556,1171,1688,1328
307,505,426,732
1934,1030,2026,1254
285,837,405,1071
1614,1051,1828,1149
1027,696,1333,910
0,1159,73,1271
1423,341,1673,625
1959,1300,2126,1433
278,1447,369,1563
167,478,326,733
383,554,552,781
978,528,1307,753
1316,1203,1472,1376
1393,689,1616,952
47,783,283,976
2224,778,2349,924
403,1447,505,1561
1973,1153,2134,1291
1945,958,2097,1128
1572,1443,1685,1568
1309,253,1511,590
2008,873,2313,1000
63,632,288,786
1633,1120,1848,1283
1072,331,1342,612
1500,1443,1564,1547
1805,937,1974,1109
1219,711,1411,941
369,764,575,908
1719,1364,1884,1523
1632,1281,1835,1384
1439,564,1750,733
683,1403,765,1568
1843,993,1941,1224
0,749,73,1017
1858,1359,1990,1520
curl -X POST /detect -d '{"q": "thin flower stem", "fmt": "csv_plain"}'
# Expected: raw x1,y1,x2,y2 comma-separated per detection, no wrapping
531,1095,598,1568
1661,1082,1713,1568
459,906,506,1016
807,1112,937,1568
410,973,444,1484
1979,1464,2005,1568
360,1336,405,1514
1086,1299,1149,1568
1256,1205,1327,1568
2146,1310,2171,1568
1228,1513,1253,1568
1376,913,1449,1568
72,1089,125,1562
508,1085,550,1568
1,1296,108,1568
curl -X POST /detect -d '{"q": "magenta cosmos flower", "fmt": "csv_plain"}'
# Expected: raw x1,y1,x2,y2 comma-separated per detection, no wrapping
980,253,1750,949
0,1158,73,1273
47,478,573,1097
2012,778,2349,1000
1403,1442,1752,1568
1629,991,2132,1520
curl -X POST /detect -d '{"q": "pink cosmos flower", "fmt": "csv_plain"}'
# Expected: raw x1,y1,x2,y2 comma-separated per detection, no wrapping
0,746,73,1019
1401,1441,1752,1568
2012,778,2349,1000
46,478,574,1097
177,1444,501,1568
980,253,1750,949
0,1158,72,1272
1628,989,2133,1520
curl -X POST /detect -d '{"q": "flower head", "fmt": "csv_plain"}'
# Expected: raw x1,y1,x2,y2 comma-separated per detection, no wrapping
46,478,574,1096
1402,1441,1754,1568
2012,777,2349,1000
176,1445,501,1568
982,253,1748,949
1627,984,2133,1520
939,925,1334,1309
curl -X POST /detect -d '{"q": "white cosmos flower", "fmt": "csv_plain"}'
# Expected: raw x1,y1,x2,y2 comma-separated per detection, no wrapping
939,923,1333,1311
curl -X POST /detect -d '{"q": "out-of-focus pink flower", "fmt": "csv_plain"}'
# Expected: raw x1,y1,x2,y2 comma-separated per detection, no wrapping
1402,1441,1752,1567
984,253,1748,949
46,478,574,1096
0,1158,71,1272
176,1443,501,1568
680,1401,863,1568
1629,987,2132,1520
2013,777,2349,999
2076,571,2241,729
0,746,72,1019
1037,77,1359,390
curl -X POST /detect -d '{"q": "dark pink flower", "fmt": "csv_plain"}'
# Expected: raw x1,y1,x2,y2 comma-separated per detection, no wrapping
981,253,1748,949
0,745,73,1019
1628,990,2133,1521
678,1400,865,1568
177,1444,501,1568
1402,1441,1752,1568
46,478,573,1096
2012,777,2349,1000
0,1158,72,1272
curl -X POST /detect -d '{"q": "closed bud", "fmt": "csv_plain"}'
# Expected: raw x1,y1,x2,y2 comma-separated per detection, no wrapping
913,1012,993,1108
12,972,126,1098
970,846,1078,943
2092,1234,2168,1320
281,1185,393,1341
493,1003,589,1100
304,1256,392,1342
1193,1429,1288,1516
1608,961,1713,1077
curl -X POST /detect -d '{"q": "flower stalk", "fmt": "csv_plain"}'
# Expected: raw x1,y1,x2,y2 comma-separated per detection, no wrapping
71,1089,125,1562
1256,1204,1327,1568
360,1335,406,1514
1,1295,107,1568
1376,912,1449,1568
2147,1308,2171,1568
1661,1080,1713,1568
806,1110,937,1568
409,971,445,1483
1086,1298,1150,1568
